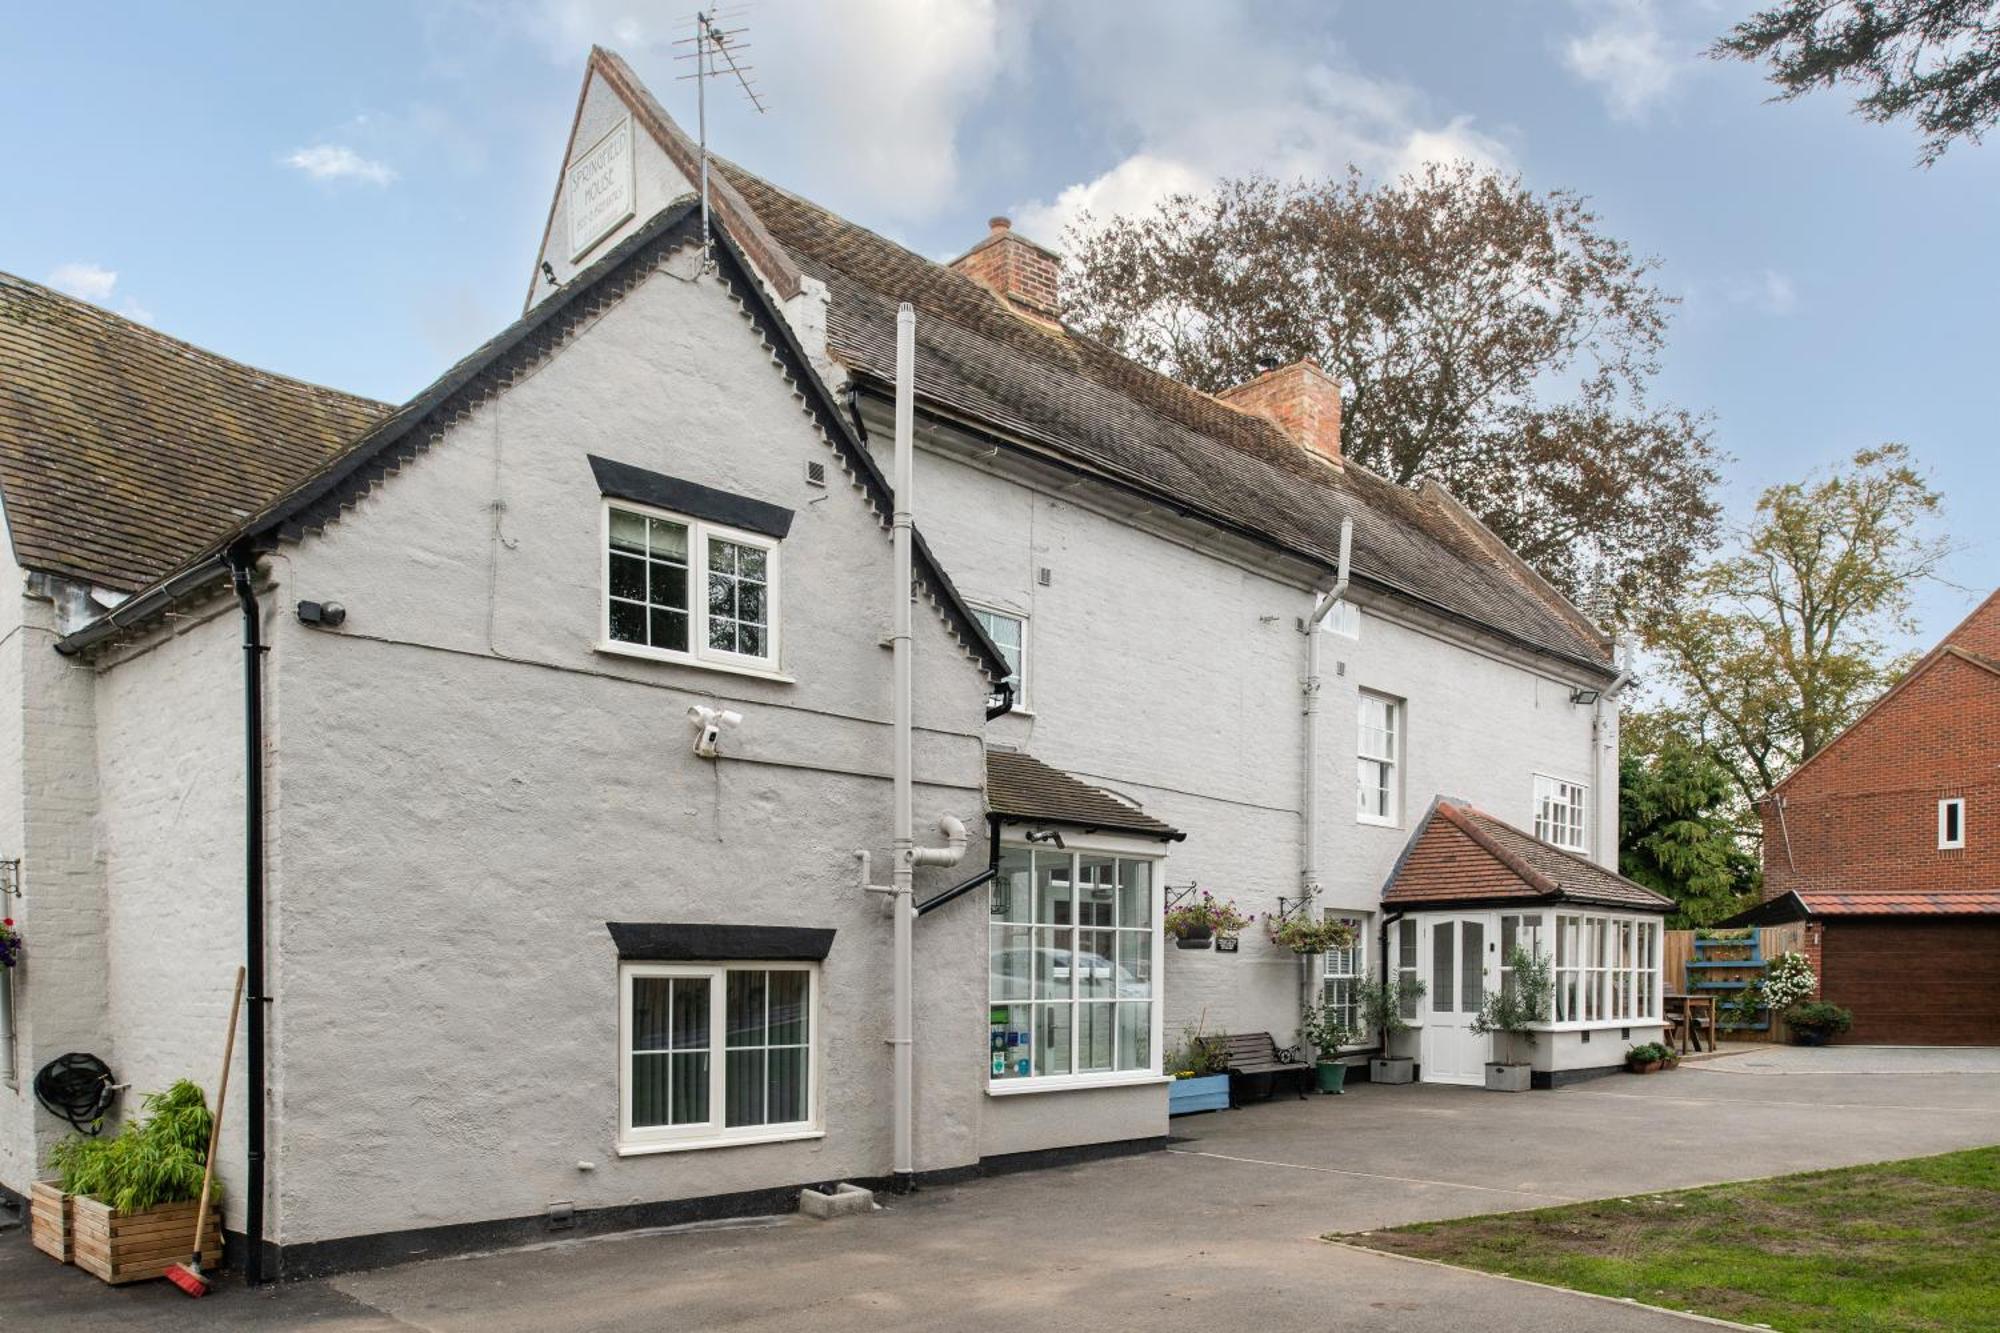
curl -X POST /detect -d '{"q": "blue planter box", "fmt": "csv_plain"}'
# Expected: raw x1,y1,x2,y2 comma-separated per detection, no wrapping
1168,1073,1230,1116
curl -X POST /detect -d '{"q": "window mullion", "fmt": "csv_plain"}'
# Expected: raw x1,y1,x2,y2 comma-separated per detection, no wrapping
708,967,726,1132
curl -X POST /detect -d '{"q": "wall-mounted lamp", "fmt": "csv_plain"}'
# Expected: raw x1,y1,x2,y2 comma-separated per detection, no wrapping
1568,686,1601,706
687,705,743,759
296,600,347,628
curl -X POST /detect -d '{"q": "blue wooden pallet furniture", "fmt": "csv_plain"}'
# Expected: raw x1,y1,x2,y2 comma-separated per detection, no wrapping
1686,933,1770,1032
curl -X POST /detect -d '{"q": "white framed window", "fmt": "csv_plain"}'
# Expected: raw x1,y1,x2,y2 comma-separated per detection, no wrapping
1321,914,1369,1042
972,607,1027,707
1356,693,1402,825
1395,918,1420,1022
1534,775,1589,851
988,846,1161,1089
1551,913,1660,1026
1499,913,1545,1004
1940,797,1966,849
602,500,780,672
618,962,819,1152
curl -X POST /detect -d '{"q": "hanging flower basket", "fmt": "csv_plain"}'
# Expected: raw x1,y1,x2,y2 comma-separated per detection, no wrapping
1164,893,1252,947
1269,916,1357,955
0,918,21,968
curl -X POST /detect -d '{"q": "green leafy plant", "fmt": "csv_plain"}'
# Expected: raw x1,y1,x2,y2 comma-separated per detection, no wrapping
1470,947,1554,1066
1163,892,1252,939
1299,1001,1360,1063
1785,1001,1853,1036
1167,1022,1228,1078
1269,915,1358,955
1723,983,1765,1027
1359,973,1427,1038
45,1080,215,1214
1625,1041,1676,1068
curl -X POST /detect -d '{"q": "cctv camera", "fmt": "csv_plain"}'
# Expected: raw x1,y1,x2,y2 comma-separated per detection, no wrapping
687,705,743,759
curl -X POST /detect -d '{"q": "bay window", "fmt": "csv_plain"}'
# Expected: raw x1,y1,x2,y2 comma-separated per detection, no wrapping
619,962,817,1151
989,847,1160,1087
604,500,779,671
1551,913,1660,1026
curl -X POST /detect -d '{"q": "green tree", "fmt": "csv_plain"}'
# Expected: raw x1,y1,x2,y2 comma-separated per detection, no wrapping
1619,719,1762,926
1714,0,2000,165
1060,164,1720,618
1643,444,1951,808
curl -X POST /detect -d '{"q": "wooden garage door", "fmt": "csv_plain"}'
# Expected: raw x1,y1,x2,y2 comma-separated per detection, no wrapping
1820,919,2000,1044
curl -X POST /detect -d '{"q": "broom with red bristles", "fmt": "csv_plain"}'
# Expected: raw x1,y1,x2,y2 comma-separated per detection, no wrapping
165,965,245,1298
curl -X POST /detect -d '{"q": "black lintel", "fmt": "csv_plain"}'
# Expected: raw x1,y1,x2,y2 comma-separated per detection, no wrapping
606,922,835,961
589,455,794,539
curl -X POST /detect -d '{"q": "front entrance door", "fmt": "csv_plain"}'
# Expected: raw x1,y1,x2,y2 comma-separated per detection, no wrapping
1421,916,1493,1085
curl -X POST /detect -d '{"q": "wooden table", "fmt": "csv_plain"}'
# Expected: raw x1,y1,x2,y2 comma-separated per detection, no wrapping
1665,995,1718,1054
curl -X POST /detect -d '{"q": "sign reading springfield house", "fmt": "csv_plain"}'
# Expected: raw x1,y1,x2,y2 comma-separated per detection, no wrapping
567,117,635,260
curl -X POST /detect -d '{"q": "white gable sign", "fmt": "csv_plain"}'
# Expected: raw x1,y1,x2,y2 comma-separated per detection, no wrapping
567,117,636,261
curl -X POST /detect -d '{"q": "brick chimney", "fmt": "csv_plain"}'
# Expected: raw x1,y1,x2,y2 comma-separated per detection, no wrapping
950,217,1061,322
1217,359,1342,467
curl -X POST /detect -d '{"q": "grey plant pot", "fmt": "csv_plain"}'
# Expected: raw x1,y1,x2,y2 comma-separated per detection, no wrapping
1484,1062,1532,1093
1369,1057,1415,1085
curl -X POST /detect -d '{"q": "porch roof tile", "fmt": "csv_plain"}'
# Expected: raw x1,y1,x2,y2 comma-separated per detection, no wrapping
1381,799,1672,914
986,749,1183,841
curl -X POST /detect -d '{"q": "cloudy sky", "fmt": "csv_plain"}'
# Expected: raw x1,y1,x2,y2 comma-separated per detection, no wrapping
3,1,1992,638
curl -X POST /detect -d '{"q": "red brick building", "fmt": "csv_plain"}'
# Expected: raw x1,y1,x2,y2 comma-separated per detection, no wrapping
1734,591,2000,1043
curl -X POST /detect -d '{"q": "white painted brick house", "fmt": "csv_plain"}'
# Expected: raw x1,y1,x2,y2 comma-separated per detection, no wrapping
0,47,1667,1278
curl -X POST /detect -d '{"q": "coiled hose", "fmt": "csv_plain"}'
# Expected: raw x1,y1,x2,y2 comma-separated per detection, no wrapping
34,1052,116,1134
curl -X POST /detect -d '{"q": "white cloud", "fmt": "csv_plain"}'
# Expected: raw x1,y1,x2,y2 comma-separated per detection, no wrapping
1561,0,1683,121
1012,7,1513,244
1730,268,1798,316
47,262,118,302
284,144,398,185
45,263,154,322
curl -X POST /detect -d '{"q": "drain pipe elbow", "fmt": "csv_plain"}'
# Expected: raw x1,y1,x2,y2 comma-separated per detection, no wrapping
910,813,969,868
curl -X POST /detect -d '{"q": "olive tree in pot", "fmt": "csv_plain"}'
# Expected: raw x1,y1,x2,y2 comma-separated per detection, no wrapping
1299,1001,1361,1094
1359,974,1426,1084
1470,946,1553,1092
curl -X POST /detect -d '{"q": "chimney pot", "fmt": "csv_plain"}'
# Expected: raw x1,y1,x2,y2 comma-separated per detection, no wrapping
951,217,1061,321
1217,359,1343,467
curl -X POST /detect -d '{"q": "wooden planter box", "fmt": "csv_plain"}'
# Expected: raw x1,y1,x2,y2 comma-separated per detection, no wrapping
70,1196,221,1285
1168,1073,1230,1116
30,1181,72,1263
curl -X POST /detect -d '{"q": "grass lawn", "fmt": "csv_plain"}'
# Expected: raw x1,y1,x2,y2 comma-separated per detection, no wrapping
1334,1145,2000,1332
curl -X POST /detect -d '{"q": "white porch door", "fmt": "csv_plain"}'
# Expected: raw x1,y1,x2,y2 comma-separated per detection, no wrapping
1421,916,1495,1085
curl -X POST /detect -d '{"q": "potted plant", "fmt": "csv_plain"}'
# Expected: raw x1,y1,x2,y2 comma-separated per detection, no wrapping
1624,1041,1676,1074
45,1080,221,1284
1470,946,1553,1092
1269,916,1357,955
1784,1000,1853,1046
1166,1021,1231,1115
1359,974,1426,1084
0,916,20,968
1164,893,1252,949
1299,1002,1360,1093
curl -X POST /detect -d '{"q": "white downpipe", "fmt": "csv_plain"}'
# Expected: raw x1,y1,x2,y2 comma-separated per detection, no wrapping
1590,640,1635,867
887,304,969,1190
1300,519,1353,1016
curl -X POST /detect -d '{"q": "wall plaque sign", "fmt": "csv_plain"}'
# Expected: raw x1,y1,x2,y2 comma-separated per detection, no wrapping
568,116,636,261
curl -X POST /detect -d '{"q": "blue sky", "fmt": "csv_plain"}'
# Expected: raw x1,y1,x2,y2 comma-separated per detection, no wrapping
2,1,1991,640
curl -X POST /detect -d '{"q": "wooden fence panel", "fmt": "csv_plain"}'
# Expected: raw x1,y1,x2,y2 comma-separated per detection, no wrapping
1664,930,1695,995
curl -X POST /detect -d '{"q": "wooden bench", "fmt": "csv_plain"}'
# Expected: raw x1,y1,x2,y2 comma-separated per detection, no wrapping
1220,1032,1312,1106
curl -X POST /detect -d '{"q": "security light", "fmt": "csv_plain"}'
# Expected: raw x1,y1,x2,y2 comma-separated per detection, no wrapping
687,705,743,759
1569,687,1601,706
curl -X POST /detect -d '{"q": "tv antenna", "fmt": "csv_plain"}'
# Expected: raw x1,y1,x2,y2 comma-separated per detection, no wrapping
676,7,767,254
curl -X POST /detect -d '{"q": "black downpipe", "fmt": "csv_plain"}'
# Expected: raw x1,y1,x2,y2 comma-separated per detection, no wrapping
227,549,269,1286
916,817,1002,918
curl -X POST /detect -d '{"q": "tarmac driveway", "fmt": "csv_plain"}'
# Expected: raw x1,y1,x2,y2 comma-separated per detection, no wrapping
7,1047,2000,1331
